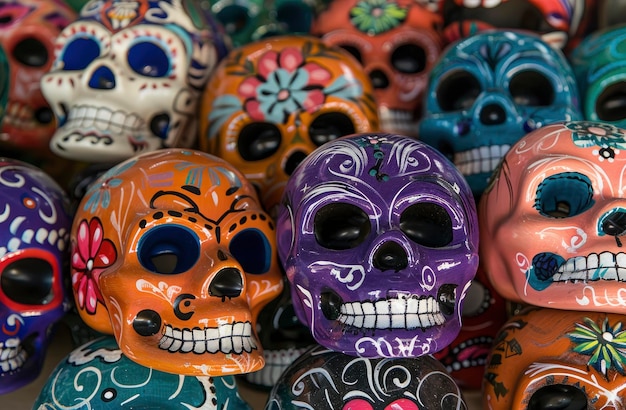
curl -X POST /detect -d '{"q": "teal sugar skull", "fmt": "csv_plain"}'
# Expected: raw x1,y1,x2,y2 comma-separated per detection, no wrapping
210,0,317,47
34,336,251,409
419,30,581,198
571,24,626,128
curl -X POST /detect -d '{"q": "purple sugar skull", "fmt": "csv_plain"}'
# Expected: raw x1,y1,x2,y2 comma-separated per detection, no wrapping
0,158,71,394
276,133,479,358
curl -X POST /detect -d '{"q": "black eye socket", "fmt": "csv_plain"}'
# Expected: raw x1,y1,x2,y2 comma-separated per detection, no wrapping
229,228,272,274
315,203,371,250
13,37,48,67
1,258,54,305
527,384,588,410
535,172,595,218
62,37,100,71
400,203,453,247
391,43,426,74
309,113,355,146
595,82,626,122
216,5,250,35
138,225,200,274
238,122,282,161
509,70,554,106
338,44,362,63
436,71,481,112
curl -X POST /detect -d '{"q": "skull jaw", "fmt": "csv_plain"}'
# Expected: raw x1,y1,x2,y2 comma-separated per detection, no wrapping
0,332,47,394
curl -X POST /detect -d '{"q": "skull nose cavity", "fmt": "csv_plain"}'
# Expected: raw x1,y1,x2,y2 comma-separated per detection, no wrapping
321,290,343,321
284,151,308,176
89,65,116,90
133,309,162,337
437,284,457,316
369,69,390,89
479,103,506,125
209,267,243,300
373,241,408,271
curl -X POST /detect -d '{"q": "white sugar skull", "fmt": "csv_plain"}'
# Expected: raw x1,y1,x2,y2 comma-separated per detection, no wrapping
41,0,228,163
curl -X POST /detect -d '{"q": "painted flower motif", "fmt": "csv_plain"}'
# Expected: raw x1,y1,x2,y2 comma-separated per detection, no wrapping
593,145,619,162
567,317,626,377
71,217,117,315
238,48,332,123
350,0,408,35
83,159,136,213
568,121,626,151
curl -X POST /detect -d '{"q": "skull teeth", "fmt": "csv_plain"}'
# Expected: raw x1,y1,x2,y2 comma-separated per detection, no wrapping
378,107,418,136
65,105,143,134
0,338,27,373
338,296,445,330
552,251,626,282
454,144,510,176
158,321,257,355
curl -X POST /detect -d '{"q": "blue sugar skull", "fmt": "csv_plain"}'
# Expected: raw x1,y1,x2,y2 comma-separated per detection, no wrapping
419,30,582,198
34,336,251,409
570,24,626,129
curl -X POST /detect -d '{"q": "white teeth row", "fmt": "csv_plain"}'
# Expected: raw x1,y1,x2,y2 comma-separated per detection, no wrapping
338,296,445,330
552,252,626,282
0,339,27,373
245,347,311,387
454,144,510,175
65,105,144,134
379,108,418,135
4,101,35,128
462,0,502,8
158,322,257,355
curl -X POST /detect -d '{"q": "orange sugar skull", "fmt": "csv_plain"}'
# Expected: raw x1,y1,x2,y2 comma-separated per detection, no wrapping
484,307,626,409
71,148,283,376
480,121,626,314
199,35,379,216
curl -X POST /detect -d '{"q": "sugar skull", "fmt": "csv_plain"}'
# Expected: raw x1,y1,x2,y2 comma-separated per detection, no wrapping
480,120,626,313
71,148,283,376
312,0,442,137
433,265,508,390
0,0,76,153
267,344,468,409
484,307,626,409
440,0,594,51
0,158,71,394
571,24,626,129
276,133,479,358
41,0,229,163
209,0,318,47
200,35,378,216
34,336,252,409
419,30,582,197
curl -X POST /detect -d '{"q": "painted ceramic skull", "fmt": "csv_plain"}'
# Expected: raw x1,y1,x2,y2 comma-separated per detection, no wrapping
440,0,593,51
71,148,283,376
200,35,378,217
484,307,626,409
209,0,317,47
0,158,71,394
312,0,442,137
479,120,626,313
0,0,76,153
419,30,582,197
266,344,468,409
41,0,228,163
34,336,251,409
276,133,479,358
571,25,626,129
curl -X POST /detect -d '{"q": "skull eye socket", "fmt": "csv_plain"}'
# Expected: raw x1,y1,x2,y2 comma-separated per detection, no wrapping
138,225,200,274
238,122,282,161
309,113,355,146
535,172,595,218
509,70,554,106
215,5,250,36
337,44,363,63
229,228,272,274
128,41,171,77
314,203,371,250
400,203,453,247
527,384,588,410
1,258,54,305
60,36,101,71
595,82,626,122
13,37,48,67
391,43,426,74
436,70,481,111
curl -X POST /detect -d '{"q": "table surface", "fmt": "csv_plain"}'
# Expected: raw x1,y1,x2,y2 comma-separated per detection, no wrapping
4,325,483,409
